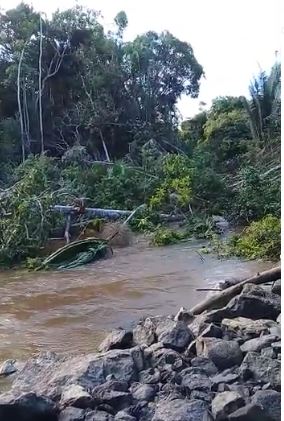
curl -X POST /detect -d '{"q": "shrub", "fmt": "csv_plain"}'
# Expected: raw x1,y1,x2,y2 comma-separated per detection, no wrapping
231,166,280,222
151,226,184,246
229,215,280,260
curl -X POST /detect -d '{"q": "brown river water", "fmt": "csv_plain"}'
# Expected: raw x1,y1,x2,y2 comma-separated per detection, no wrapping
0,240,271,361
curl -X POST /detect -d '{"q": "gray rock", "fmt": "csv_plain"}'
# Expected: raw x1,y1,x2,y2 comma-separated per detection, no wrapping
181,370,211,392
60,384,93,409
139,368,160,384
188,314,209,337
58,407,85,421
150,347,185,371
240,335,278,353
196,338,243,369
190,389,213,403
131,383,157,401
271,341,281,352
269,325,281,338
228,403,269,421
0,391,57,421
133,318,156,346
12,348,144,398
212,391,245,420
0,359,18,376
276,313,280,323
211,371,239,391
221,318,278,340
260,347,276,359
174,307,194,323
99,329,133,352
199,323,223,339
271,280,281,296
153,398,212,421
84,410,114,420
157,321,194,351
252,390,281,421
226,285,281,321
115,410,136,421
157,383,185,401
239,352,280,390
92,382,132,411
226,384,250,399
212,215,229,233
191,357,218,376
93,380,128,393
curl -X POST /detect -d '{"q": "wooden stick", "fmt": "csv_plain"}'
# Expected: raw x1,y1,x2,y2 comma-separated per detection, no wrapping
190,266,281,315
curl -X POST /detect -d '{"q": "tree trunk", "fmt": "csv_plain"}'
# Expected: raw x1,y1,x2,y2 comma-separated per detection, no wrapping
38,13,44,154
190,266,281,315
17,46,26,162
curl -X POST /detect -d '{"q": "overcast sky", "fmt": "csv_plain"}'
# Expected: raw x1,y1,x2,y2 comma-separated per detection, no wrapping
1,0,282,118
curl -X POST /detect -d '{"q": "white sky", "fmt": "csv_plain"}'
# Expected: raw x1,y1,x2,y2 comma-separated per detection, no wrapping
1,0,282,118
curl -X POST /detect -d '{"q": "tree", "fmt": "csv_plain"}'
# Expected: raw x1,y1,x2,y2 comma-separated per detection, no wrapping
242,62,281,146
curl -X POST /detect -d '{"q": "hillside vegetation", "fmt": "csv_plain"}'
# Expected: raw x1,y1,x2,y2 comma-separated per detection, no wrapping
0,3,281,266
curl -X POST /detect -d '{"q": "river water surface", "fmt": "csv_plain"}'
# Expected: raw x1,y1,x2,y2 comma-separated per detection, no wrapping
0,241,271,361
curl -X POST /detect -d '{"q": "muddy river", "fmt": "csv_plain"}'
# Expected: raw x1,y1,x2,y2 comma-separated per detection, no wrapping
0,241,271,361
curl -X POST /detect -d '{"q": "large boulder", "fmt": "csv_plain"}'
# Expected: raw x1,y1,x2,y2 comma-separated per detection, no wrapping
226,284,281,321
221,318,278,340
180,368,211,393
206,286,281,324
211,370,239,391
196,338,243,369
239,352,280,390
98,329,133,352
92,380,132,411
11,348,144,398
149,347,186,372
240,334,278,353
0,391,57,421
212,391,245,420
130,383,157,402
228,403,269,421
153,398,212,421
190,357,218,376
156,320,194,352
252,390,281,421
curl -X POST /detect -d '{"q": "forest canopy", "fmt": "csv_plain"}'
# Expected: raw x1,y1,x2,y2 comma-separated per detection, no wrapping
0,3,281,265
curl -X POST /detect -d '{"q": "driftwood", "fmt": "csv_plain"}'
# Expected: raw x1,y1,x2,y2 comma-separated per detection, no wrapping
190,266,281,315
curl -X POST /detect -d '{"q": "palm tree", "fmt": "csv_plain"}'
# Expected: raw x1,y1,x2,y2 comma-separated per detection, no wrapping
242,61,281,146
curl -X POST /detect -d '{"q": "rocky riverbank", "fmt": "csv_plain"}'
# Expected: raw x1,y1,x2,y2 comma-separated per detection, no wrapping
0,277,281,421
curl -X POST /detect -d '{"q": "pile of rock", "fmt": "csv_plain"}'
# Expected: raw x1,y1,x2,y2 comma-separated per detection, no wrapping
0,280,281,421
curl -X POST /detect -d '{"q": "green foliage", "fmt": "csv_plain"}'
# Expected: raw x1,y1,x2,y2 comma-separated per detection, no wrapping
230,166,280,222
243,63,281,146
151,226,184,246
185,215,215,239
149,155,193,212
203,108,250,166
0,155,63,265
229,215,280,260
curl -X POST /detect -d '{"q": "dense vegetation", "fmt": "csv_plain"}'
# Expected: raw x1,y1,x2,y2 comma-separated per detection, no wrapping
0,3,281,266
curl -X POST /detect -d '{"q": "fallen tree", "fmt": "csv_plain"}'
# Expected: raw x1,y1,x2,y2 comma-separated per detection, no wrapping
190,266,281,315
